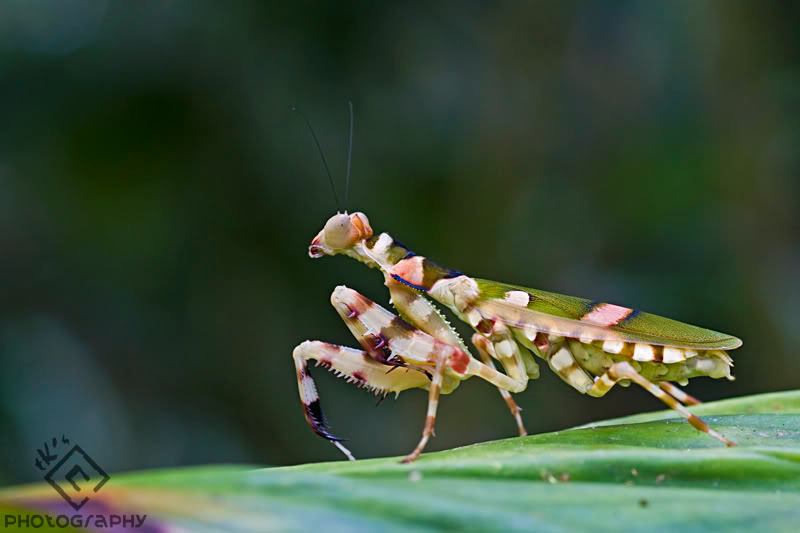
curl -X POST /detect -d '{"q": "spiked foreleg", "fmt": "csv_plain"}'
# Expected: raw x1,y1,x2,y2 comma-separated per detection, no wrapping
387,279,528,435
386,277,469,351
588,361,734,447
292,341,430,460
328,285,531,461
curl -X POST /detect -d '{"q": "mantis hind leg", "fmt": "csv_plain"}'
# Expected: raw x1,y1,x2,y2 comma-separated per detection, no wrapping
401,336,532,461
471,334,527,436
589,361,734,447
402,356,446,463
658,381,701,405
544,342,595,394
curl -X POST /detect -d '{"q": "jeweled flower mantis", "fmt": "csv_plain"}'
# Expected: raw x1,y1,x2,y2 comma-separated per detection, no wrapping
291,106,741,463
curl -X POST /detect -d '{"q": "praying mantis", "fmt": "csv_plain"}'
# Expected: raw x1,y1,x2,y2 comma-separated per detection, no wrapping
291,108,742,463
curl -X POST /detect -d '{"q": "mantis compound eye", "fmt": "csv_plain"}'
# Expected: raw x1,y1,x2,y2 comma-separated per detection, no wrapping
309,212,373,258
323,213,355,250
323,212,373,251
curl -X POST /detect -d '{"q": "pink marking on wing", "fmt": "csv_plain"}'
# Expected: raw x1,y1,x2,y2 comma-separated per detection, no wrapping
581,303,634,327
391,256,425,287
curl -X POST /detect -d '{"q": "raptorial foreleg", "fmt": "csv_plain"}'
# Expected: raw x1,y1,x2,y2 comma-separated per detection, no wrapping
386,277,468,351
387,278,529,434
332,285,532,461
292,341,429,460
588,361,734,447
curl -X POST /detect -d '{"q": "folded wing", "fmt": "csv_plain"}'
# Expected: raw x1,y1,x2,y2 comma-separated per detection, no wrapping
474,279,742,350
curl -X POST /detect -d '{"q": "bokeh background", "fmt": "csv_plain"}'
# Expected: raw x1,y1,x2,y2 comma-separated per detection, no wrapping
1,1,798,485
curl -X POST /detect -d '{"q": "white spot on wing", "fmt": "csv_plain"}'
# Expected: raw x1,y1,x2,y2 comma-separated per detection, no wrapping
663,347,686,364
503,290,530,307
633,343,655,361
582,303,634,327
602,340,625,354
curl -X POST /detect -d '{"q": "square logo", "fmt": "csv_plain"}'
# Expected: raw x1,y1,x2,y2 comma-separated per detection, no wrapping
35,436,110,511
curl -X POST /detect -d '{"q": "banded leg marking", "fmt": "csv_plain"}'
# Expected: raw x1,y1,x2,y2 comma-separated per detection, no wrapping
588,362,734,447
293,340,430,460
482,320,529,384
547,344,594,394
472,334,527,436
658,381,701,406
299,286,535,462
292,342,352,460
467,334,527,393
399,337,530,462
403,356,446,463
387,278,529,436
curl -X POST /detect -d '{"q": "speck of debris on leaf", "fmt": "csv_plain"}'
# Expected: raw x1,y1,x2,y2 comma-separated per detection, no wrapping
631,468,639,477
655,474,666,483
638,498,649,508
408,471,422,482
540,470,558,484
559,472,570,482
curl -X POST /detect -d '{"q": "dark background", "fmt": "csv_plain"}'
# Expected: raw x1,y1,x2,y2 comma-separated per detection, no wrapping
1,1,798,485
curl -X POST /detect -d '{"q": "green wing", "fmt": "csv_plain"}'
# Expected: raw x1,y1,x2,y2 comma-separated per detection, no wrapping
474,279,742,350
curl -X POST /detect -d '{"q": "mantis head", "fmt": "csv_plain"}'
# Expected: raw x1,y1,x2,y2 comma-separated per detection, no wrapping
309,212,373,258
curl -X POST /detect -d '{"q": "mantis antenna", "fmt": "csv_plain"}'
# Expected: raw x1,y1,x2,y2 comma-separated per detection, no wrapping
291,105,340,211
344,101,354,211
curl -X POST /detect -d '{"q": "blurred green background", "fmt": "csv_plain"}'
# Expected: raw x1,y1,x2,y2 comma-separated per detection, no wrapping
1,1,798,485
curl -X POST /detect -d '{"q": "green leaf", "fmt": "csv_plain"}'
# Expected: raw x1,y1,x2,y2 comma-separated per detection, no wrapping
1,390,799,532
